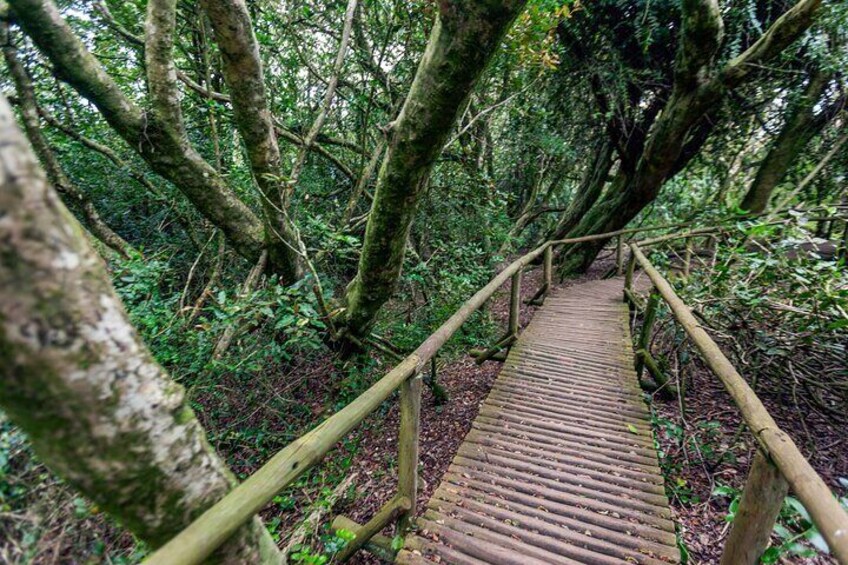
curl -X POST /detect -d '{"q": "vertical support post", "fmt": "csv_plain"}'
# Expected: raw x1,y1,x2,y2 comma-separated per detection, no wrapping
720,450,789,565
543,244,553,295
508,270,522,336
635,292,659,378
616,235,624,275
683,238,692,279
840,219,848,261
397,373,422,534
624,250,636,298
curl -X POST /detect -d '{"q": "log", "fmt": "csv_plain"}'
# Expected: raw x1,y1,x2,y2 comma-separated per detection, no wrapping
282,473,357,563
473,334,516,364
623,288,644,312
335,496,410,562
636,349,675,397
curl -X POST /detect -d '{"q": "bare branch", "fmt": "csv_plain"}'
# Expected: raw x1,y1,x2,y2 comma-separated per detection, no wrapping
288,0,359,186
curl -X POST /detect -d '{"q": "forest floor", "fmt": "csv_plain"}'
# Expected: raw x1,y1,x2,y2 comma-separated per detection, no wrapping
1,252,845,564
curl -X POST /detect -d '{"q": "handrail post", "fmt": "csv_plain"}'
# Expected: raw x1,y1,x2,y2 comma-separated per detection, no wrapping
840,218,848,261
624,250,636,297
615,235,624,275
635,291,659,379
509,270,522,336
683,238,692,279
397,373,422,533
543,244,553,296
720,450,788,565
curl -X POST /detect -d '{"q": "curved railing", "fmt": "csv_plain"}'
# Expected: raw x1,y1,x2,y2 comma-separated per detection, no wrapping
144,213,848,564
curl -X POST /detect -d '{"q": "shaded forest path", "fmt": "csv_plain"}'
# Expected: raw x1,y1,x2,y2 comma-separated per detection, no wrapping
397,278,680,564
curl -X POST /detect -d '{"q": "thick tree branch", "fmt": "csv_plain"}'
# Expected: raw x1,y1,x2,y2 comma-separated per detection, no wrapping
2,38,135,258
0,93,279,561
145,0,184,133
9,0,270,267
719,0,822,89
342,0,528,338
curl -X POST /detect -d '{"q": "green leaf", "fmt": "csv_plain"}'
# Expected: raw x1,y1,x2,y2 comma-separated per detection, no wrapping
760,546,780,563
391,535,404,551
626,424,639,434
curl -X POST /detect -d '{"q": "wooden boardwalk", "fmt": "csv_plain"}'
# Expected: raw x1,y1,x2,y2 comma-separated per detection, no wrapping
397,278,679,564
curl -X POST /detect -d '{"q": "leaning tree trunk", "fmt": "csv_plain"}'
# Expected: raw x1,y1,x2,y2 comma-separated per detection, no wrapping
2,39,136,259
341,0,528,339
547,137,615,241
557,0,822,275
740,69,837,214
0,96,280,562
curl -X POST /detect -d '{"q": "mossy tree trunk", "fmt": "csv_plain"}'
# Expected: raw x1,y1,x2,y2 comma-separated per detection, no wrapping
0,96,280,562
557,0,822,274
202,0,304,281
341,0,528,339
740,69,843,214
547,138,615,242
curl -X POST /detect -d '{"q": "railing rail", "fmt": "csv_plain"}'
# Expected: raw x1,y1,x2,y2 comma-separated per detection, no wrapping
626,235,848,565
144,213,848,565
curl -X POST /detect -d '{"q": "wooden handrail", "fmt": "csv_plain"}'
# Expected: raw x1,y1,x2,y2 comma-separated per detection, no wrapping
635,215,847,248
145,213,847,565
628,243,848,563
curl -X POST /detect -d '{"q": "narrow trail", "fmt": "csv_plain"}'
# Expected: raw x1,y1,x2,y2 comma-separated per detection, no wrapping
397,278,679,564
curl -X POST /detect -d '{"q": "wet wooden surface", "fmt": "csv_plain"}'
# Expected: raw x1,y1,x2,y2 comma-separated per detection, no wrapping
397,278,679,564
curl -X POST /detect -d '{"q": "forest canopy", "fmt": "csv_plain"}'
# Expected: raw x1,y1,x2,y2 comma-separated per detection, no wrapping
0,0,846,561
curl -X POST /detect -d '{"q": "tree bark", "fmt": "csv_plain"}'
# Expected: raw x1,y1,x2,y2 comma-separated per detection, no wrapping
2,39,136,260
0,95,280,561
202,0,304,282
547,138,615,241
741,69,839,214
341,0,528,339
